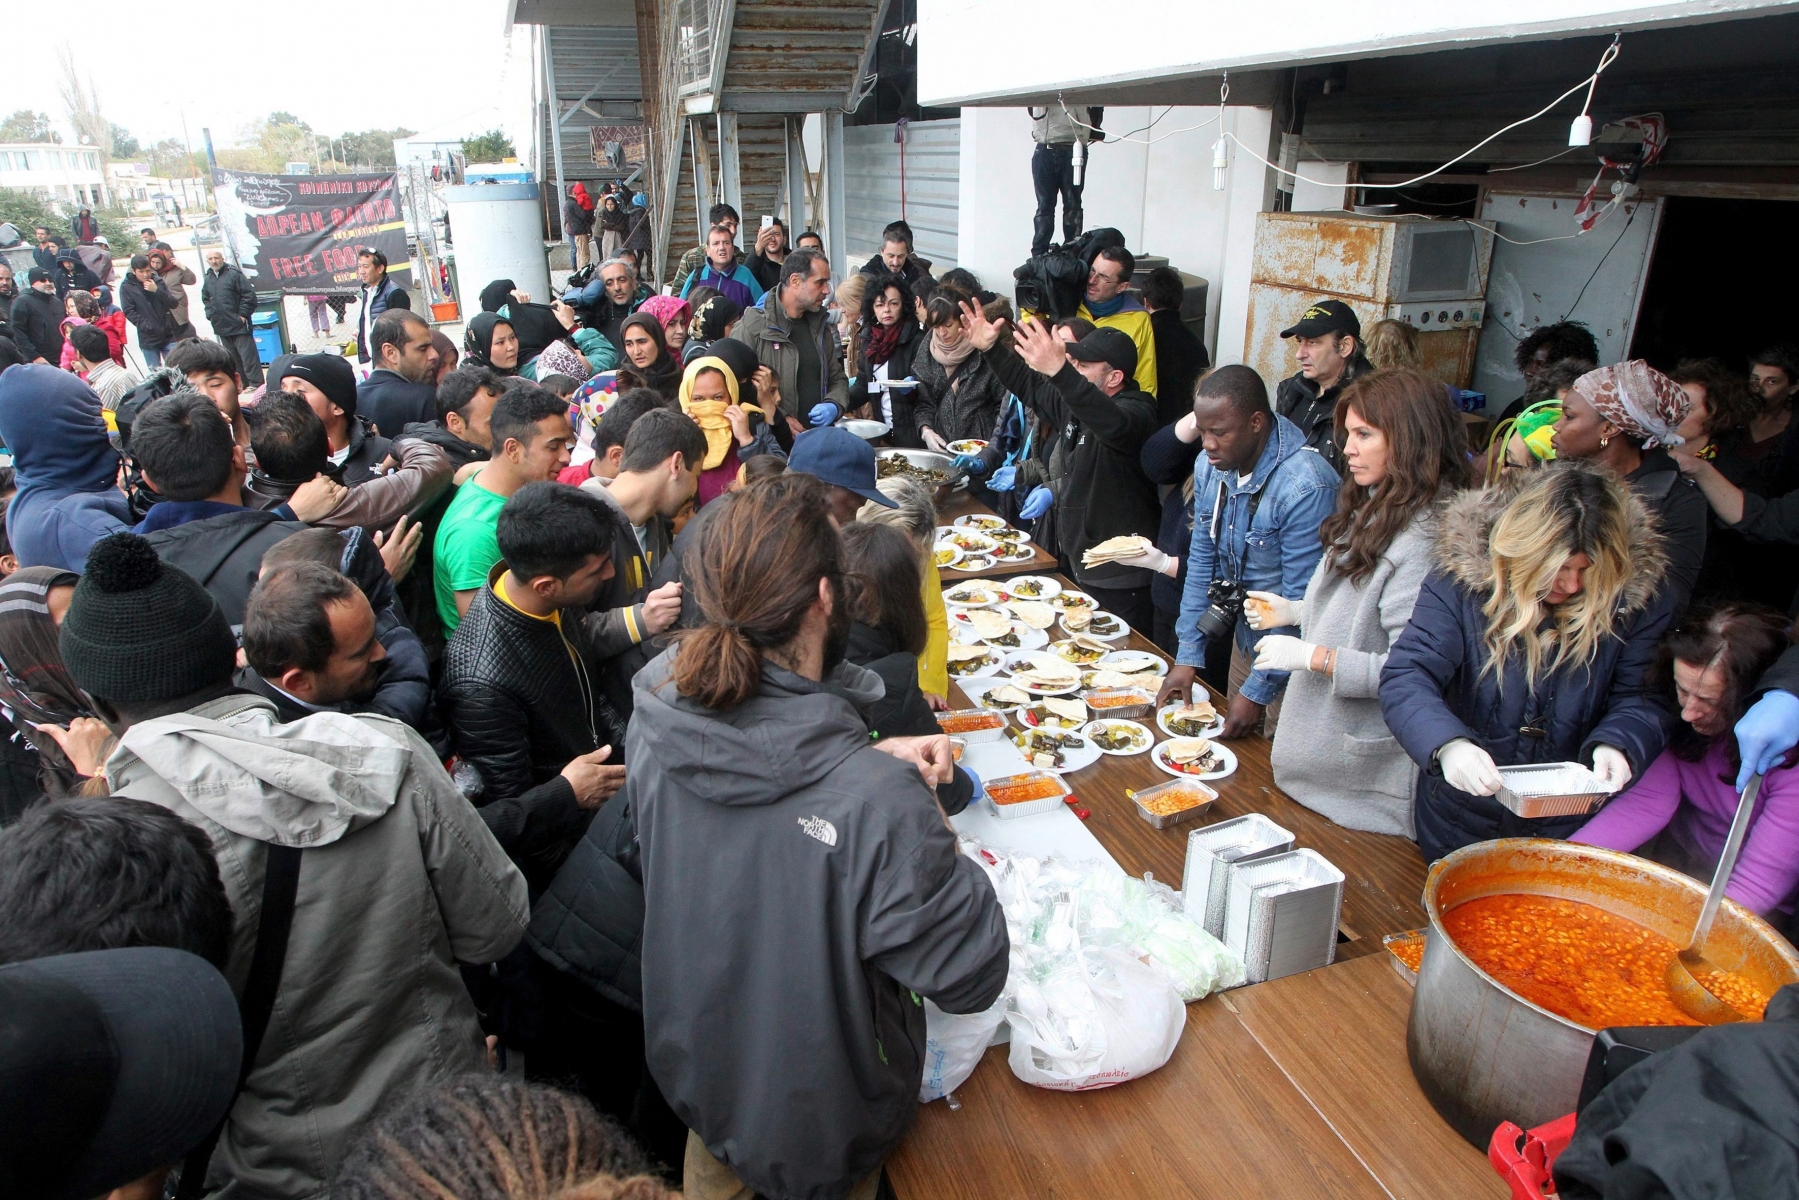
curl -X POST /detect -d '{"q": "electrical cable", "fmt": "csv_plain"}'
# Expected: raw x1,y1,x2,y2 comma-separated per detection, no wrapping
1056,98,1219,145
1564,202,1638,320
1489,147,1579,173
1222,37,1621,190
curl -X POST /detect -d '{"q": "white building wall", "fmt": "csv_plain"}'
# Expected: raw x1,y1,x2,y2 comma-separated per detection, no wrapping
957,105,1273,364
844,119,960,271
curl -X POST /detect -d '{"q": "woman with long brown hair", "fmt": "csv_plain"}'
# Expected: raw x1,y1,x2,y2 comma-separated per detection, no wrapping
1245,369,1471,836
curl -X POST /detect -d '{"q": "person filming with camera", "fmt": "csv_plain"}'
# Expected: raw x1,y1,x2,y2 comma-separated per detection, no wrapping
1156,366,1338,739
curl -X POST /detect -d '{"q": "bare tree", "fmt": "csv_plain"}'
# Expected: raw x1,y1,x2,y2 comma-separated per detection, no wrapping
55,45,112,207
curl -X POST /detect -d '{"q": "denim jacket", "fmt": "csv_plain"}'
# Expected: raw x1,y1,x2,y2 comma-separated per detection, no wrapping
1175,413,1339,704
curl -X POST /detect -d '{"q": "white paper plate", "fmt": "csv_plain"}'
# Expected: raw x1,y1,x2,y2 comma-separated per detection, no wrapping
953,513,1006,531
1156,703,1227,740
948,648,1007,680
931,541,964,570
1014,702,1087,731
1049,589,1094,611
1001,650,1082,695
1011,727,1102,775
942,583,1002,609
1081,719,1154,756
1046,638,1112,667
1102,649,1169,676
1151,740,1238,781
1005,575,1062,602
949,611,1047,651
990,540,1037,563
947,439,989,456
938,528,998,557
1057,609,1129,641
958,678,1028,710
949,554,996,572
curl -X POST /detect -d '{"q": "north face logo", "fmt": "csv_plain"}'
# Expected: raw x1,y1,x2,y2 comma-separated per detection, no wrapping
798,815,838,847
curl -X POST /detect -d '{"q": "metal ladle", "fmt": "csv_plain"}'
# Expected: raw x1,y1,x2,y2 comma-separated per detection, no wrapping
1666,773,1763,1024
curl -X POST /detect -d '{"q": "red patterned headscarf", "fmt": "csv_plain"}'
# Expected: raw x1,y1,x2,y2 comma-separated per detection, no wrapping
1569,360,1690,449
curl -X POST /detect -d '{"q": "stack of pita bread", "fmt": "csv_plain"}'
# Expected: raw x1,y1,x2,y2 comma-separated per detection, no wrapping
1082,535,1153,568
962,608,1013,641
1008,653,1081,692
1008,600,1057,630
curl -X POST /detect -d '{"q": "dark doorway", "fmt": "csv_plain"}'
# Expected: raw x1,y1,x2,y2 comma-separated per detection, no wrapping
1629,197,1799,371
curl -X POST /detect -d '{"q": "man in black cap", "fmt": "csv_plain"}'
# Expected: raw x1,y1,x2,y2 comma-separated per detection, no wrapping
10,266,66,364
272,352,393,483
1274,298,1371,475
963,307,1160,629
0,947,242,1200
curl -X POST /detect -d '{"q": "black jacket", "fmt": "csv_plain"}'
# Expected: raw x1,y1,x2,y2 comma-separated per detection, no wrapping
438,570,628,890
1626,449,1706,619
563,197,595,236
911,339,1008,445
1274,355,1370,477
844,620,974,817
1140,421,1204,616
986,338,1161,591
525,791,645,1011
54,261,101,298
1149,308,1209,428
857,252,933,292
202,264,257,336
334,416,394,486
119,275,182,349
848,321,925,446
358,369,438,439
8,289,64,364
138,505,308,627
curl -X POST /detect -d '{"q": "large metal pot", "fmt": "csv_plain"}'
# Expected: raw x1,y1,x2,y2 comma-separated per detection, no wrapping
876,448,966,506
1408,838,1799,1147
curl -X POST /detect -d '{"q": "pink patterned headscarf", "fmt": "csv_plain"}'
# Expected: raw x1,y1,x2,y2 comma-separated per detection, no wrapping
1569,360,1690,449
637,295,692,329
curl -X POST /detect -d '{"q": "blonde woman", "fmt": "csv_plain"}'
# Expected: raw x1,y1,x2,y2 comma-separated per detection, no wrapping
856,475,950,704
1364,319,1422,371
1380,461,1676,861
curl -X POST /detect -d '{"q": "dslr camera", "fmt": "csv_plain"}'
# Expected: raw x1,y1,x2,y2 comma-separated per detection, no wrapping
1194,579,1246,642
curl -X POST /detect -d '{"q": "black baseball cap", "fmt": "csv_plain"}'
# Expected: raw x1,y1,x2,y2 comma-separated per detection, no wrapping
1281,298,1361,340
1065,327,1138,379
27,267,51,285
0,947,242,1200
788,427,898,506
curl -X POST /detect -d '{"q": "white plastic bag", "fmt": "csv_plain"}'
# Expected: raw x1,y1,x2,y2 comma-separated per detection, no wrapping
918,997,1006,1102
1006,946,1186,1091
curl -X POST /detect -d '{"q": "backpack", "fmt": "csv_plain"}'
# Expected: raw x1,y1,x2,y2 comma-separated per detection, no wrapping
1012,227,1127,320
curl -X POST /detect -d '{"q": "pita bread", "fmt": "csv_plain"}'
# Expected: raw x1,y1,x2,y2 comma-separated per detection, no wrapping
1062,605,1092,632
1042,697,1087,723
987,684,1032,706
1083,669,1142,690
965,608,1012,639
1167,737,1215,765
946,643,993,664
1174,701,1218,724
1009,600,1056,629
1081,535,1153,566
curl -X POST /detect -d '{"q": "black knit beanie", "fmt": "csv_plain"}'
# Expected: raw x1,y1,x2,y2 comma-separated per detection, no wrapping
60,534,238,705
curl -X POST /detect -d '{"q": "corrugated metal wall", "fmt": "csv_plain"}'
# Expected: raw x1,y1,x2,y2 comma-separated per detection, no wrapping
844,119,958,271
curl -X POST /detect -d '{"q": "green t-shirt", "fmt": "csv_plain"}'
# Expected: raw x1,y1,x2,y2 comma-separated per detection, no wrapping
434,478,508,634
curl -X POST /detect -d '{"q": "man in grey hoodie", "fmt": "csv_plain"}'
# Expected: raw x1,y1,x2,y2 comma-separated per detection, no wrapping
58,532,529,1200
618,474,1008,1199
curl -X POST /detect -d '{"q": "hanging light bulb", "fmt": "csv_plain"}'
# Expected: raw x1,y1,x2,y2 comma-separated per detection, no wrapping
1568,113,1593,147
1212,134,1228,191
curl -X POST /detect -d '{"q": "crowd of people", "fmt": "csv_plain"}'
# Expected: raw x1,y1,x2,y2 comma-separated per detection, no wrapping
6,203,1799,1200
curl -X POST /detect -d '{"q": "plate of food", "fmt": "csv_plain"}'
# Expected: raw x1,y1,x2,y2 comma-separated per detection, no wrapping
1048,636,1113,666
1059,608,1128,640
942,582,1000,608
952,512,1008,532
1158,699,1226,739
1049,589,1094,612
1151,737,1238,781
1081,665,1164,691
947,439,989,457
1101,649,1169,677
1082,719,1153,756
1004,599,1058,631
1016,697,1087,730
1002,651,1082,695
991,540,1036,563
931,541,964,569
1010,726,1101,774
988,527,1028,543
951,608,1047,650
943,528,998,556
946,643,1005,679
1006,575,1062,601
960,679,1032,710
953,554,996,572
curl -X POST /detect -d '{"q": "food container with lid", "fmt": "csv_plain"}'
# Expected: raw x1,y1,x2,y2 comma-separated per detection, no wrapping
1223,848,1345,984
983,770,1070,820
1384,928,1426,985
1180,814,1296,937
1495,762,1614,818
1081,687,1155,719
1127,778,1217,829
934,709,1007,742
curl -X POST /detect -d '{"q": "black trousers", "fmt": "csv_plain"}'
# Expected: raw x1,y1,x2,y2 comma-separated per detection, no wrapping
1031,142,1083,256
1083,582,1153,635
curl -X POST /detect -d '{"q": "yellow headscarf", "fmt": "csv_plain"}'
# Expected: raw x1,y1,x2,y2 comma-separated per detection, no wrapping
679,356,762,471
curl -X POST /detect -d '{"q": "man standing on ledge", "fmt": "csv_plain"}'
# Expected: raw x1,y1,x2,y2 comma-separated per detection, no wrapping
1274,299,1370,477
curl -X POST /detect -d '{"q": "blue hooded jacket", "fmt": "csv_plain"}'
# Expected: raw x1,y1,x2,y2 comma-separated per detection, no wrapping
0,364,130,571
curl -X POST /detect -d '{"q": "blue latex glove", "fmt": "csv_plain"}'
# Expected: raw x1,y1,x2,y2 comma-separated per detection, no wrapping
1736,689,1799,790
989,463,1018,493
1020,485,1053,520
808,402,841,427
960,766,985,807
953,454,988,476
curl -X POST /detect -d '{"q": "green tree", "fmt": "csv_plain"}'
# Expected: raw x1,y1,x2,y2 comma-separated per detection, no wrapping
331,127,416,171
109,123,139,158
0,110,59,144
462,129,517,162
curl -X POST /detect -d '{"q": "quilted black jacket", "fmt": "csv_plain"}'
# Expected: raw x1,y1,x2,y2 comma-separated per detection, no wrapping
911,338,1008,445
439,573,628,890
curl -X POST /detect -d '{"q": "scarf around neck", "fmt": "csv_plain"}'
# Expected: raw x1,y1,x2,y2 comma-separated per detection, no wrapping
864,321,903,366
1086,293,1129,318
930,331,976,371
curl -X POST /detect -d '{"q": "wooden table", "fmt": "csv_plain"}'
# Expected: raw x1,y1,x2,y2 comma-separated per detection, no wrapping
889,506,1498,1198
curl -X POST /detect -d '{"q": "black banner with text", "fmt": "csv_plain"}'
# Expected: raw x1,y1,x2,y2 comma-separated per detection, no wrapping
211,170,410,294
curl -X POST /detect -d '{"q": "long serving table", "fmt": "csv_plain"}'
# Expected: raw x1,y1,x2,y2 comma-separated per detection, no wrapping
888,496,1506,1199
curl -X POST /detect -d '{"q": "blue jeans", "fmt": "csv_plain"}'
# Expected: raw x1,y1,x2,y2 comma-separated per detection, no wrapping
141,343,165,369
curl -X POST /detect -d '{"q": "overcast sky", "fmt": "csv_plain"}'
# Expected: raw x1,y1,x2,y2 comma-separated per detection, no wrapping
0,0,534,153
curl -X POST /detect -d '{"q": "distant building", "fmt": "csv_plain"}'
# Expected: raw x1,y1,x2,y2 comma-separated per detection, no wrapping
0,142,106,205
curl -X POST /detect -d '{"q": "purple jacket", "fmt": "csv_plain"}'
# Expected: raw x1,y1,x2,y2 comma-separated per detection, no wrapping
1574,741,1799,915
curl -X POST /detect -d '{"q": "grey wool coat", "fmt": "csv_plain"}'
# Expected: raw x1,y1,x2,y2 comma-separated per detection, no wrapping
1269,503,1443,838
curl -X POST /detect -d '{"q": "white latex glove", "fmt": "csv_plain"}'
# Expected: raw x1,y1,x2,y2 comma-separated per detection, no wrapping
1438,738,1503,797
1252,635,1316,674
920,427,949,454
1590,745,1633,792
1244,590,1304,630
1116,547,1176,576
